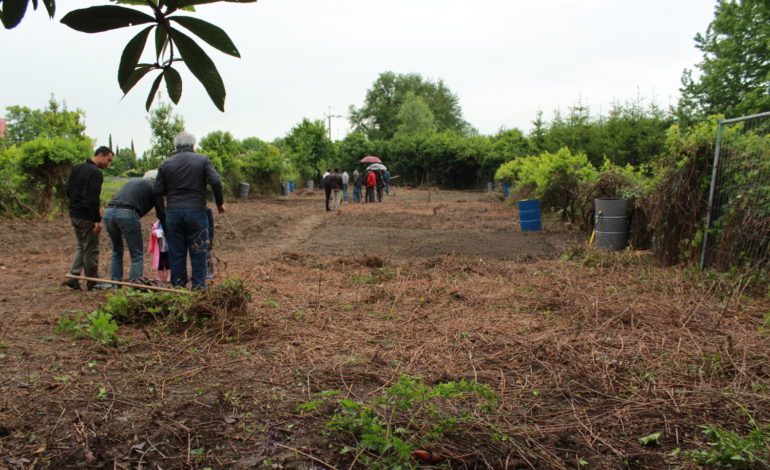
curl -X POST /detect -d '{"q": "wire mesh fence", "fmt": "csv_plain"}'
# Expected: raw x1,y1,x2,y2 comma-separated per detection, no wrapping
701,111,770,274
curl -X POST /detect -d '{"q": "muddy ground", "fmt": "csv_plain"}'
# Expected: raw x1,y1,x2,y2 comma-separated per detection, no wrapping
0,188,767,469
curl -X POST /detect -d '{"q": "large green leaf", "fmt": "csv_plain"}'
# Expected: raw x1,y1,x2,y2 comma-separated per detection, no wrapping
146,72,164,111
170,27,225,111
176,0,256,8
164,67,183,104
1,0,30,29
60,6,155,33
121,65,154,95
118,25,153,89
169,15,239,57
41,0,54,17
154,24,169,60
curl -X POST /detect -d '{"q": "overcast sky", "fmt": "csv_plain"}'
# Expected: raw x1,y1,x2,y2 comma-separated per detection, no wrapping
3,0,715,154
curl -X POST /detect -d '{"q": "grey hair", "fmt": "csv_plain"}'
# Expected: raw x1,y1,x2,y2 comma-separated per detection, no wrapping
174,131,196,149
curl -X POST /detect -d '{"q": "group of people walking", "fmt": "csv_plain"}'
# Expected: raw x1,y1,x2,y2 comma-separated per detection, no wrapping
321,168,391,211
64,132,225,291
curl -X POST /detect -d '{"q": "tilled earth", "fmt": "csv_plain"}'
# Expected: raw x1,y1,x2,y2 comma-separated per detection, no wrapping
0,189,767,469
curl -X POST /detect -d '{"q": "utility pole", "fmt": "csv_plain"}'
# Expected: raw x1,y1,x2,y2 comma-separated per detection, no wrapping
324,106,344,140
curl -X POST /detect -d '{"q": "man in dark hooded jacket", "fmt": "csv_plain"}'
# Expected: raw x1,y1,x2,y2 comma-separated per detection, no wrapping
155,132,225,289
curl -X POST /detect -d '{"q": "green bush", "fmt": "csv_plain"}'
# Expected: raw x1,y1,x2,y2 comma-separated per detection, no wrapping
17,137,92,213
496,147,598,221
0,146,30,216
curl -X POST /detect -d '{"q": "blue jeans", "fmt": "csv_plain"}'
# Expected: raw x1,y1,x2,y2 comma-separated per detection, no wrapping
342,184,349,202
165,209,210,288
353,186,362,203
103,208,144,282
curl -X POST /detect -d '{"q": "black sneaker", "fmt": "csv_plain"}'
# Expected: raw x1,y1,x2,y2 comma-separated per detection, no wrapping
63,279,81,290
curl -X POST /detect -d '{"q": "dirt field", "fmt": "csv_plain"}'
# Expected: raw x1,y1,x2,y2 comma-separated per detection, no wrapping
0,188,767,469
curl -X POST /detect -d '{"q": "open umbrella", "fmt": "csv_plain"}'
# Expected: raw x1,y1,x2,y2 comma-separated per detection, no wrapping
366,163,387,171
360,156,382,163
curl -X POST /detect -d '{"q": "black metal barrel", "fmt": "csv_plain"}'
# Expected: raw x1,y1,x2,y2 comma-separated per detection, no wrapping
595,198,629,251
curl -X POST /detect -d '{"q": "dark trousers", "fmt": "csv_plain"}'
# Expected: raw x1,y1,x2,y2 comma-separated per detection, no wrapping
324,187,332,210
365,186,375,202
377,185,384,202
165,209,210,289
69,217,100,288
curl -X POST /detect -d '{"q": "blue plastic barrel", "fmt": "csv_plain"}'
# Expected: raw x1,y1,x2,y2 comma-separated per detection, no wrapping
288,180,295,193
518,199,542,231
502,183,511,197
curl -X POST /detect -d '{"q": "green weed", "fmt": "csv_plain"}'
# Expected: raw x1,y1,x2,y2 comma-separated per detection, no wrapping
638,432,662,446
55,311,122,346
687,424,769,468
303,375,497,469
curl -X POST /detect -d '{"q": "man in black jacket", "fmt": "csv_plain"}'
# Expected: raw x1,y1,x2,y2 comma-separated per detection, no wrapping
155,132,225,289
321,168,332,211
65,146,114,290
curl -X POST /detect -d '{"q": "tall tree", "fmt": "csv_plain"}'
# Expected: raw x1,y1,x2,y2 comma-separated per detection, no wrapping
529,111,547,153
394,91,437,138
349,72,467,140
284,118,333,181
337,132,373,170
146,100,185,166
3,96,87,146
106,146,139,177
678,0,770,121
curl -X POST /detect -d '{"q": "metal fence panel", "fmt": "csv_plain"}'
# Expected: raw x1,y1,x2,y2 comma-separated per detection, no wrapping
701,111,770,272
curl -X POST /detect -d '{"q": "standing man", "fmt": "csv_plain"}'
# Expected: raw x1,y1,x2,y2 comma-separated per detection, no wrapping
383,170,391,195
64,146,114,290
103,176,166,282
321,168,332,212
329,168,343,211
341,169,350,203
352,169,363,204
155,132,225,289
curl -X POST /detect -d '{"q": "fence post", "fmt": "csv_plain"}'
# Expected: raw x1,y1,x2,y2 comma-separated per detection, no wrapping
700,119,725,268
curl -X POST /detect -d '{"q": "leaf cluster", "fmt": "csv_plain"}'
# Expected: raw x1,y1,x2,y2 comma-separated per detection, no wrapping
2,0,256,111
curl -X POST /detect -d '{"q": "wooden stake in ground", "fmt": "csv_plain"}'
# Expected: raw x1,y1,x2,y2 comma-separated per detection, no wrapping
65,274,192,294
